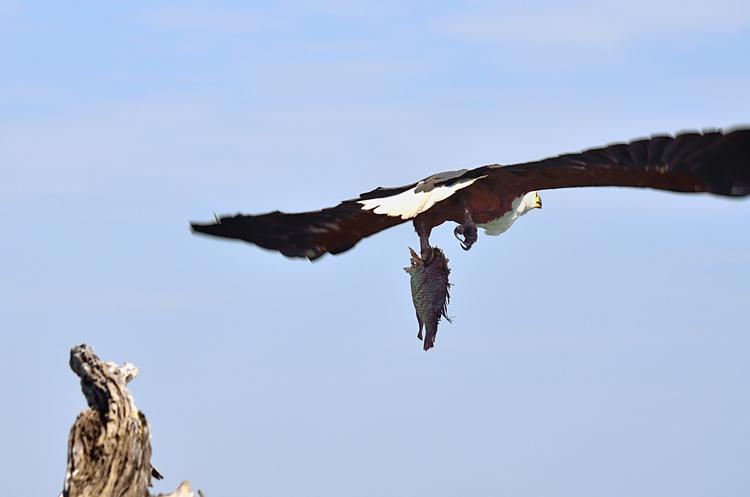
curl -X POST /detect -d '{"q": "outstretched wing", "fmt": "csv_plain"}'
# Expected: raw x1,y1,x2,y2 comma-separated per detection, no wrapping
191,170,484,260
480,128,750,202
191,201,406,260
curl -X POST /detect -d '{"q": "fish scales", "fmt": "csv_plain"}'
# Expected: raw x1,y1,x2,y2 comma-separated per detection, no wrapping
404,247,451,351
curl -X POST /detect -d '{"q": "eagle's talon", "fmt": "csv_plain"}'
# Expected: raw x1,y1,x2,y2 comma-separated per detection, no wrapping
455,223,477,251
455,226,469,249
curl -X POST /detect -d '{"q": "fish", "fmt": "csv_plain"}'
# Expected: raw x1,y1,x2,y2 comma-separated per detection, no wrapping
404,246,452,351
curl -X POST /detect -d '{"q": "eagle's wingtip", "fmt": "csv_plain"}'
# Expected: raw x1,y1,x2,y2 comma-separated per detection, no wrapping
189,221,218,236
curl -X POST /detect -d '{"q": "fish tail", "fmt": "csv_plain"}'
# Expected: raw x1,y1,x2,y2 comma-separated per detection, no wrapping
423,324,437,351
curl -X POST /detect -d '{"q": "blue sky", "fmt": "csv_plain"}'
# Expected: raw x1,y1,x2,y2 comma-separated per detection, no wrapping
1,2,749,496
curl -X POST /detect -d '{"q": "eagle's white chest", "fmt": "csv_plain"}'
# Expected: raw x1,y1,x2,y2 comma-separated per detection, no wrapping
477,195,526,236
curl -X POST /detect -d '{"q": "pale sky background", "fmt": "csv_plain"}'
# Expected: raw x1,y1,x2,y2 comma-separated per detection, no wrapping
1,1,750,496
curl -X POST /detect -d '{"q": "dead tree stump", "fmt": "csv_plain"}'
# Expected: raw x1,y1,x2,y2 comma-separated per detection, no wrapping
62,344,198,497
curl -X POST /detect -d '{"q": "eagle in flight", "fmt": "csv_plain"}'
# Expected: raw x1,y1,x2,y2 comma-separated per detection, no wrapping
191,128,749,264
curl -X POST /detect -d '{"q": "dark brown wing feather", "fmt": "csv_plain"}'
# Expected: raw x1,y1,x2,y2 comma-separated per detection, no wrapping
191,181,420,260
482,128,750,201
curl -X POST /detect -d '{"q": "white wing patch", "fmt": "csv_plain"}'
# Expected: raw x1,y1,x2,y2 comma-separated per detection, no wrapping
357,176,485,220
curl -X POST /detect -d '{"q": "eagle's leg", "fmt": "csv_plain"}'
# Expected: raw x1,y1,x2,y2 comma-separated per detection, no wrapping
416,313,424,341
414,219,434,263
454,207,478,251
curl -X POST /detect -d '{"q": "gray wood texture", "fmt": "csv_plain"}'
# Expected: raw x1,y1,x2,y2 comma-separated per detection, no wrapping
62,344,198,497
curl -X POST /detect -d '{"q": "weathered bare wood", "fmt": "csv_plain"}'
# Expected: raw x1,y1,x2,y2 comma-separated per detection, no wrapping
153,481,196,497
63,344,198,497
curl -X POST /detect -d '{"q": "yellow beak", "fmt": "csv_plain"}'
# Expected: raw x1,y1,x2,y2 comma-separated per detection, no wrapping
534,192,543,209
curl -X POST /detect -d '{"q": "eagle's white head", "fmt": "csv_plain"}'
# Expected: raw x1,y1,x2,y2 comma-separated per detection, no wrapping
523,191,543,211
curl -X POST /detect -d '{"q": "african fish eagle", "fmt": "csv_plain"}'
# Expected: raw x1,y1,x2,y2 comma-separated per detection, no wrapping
191,128,750,263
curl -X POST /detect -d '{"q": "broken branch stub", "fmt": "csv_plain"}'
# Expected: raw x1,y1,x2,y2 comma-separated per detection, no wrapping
63,344,196,497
